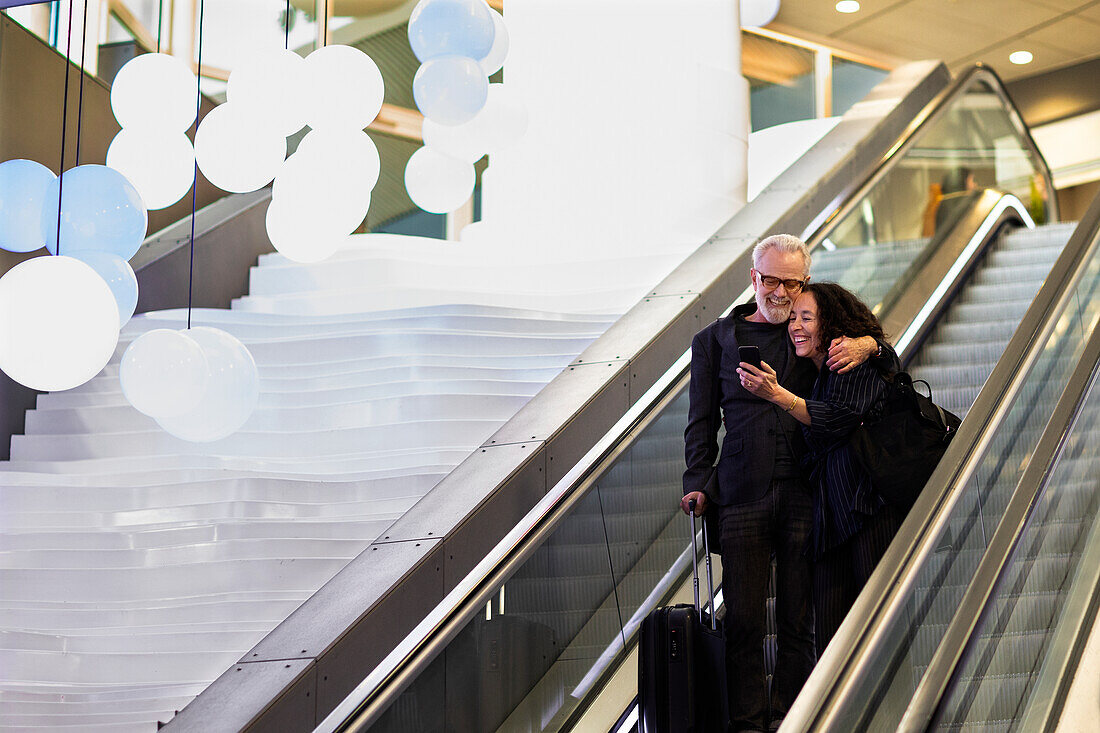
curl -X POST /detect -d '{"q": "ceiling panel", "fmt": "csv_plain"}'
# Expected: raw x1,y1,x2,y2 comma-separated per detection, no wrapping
1072,4,1100,24
1023,16,1100,56
1031,0,1100,10
935,0,1059,37
834,7,986,58
772,0,904,37
771,0,1100,85
955,39,1081,80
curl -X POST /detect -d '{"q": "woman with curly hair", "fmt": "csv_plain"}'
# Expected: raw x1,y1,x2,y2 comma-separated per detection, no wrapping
738,282,903,653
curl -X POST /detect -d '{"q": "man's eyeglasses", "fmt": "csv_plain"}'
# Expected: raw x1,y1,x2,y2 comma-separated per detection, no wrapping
755,272,807,292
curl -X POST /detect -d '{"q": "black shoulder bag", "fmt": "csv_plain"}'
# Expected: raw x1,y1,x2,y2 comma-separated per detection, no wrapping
848,370,961,511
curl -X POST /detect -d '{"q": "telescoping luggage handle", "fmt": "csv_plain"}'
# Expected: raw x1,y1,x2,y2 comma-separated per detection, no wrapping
687,499,717,631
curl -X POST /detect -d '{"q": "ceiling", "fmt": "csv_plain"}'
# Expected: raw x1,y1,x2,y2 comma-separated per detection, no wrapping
768,0,1100,82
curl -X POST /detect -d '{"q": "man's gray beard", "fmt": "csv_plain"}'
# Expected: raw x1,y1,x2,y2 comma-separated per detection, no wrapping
759,300,792,324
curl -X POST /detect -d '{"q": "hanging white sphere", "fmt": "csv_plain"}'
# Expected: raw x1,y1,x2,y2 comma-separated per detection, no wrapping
293,128,381,192
272,130,377,235
0,159,56,254
0,256,119,392
120,329,209,417
68,250,139,327
111,52,198,132
227,49,310,137
424,84,526,163
265,197,353,263
422,116,488,164
404,146,475,214
740,0,780,28
107,128,195,210
155,327,259,442
302,45,385,131
478,8,509,76
195,103,287,193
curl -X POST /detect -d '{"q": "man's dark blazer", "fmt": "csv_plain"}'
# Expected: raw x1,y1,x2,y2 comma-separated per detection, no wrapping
682,302,816,506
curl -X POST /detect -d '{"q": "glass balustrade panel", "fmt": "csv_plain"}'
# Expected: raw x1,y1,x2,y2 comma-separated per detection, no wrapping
815,79,1051,316
367,391,693,732
836,234,1100,732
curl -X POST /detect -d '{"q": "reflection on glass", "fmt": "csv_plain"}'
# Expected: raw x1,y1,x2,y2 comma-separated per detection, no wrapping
811,78,1052,313
4,3,53,45
837,236,1100,732
744,34,815,132
831,58,888,118
937,363,1100,728
104,0,162,44
369,392,693,732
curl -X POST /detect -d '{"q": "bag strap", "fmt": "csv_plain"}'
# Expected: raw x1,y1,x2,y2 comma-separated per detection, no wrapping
911,378,933,399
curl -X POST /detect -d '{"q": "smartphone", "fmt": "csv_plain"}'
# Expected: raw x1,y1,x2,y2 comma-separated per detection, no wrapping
738,345,761,369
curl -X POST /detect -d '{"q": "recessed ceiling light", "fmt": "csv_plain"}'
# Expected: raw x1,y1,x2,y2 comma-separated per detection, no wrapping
836,1,861,12
1009,50,1034,65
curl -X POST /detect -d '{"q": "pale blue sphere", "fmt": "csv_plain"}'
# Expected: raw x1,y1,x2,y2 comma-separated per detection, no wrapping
41,164,148,259
69,250,139,327
413,55,489,126
0,159,56,253
408,0,495,63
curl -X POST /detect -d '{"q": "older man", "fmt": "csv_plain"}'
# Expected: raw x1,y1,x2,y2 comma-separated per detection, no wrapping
681,234,882,732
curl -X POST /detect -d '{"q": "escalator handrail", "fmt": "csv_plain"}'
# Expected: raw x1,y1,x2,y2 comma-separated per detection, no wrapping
799,63,1058,247
1014,374,1100,732
885,190,1031,364
561,194,1033,732
785,184,1100,732
314,65,1056,733
899,197,1100,732
316,354,695,733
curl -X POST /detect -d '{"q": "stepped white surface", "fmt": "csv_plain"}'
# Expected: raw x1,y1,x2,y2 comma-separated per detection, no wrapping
0,233,692,731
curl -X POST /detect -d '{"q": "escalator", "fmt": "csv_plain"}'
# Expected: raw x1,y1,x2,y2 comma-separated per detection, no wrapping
312,66,1091,733
0,50,1076,733
7,61,979,731
784,189,1100,733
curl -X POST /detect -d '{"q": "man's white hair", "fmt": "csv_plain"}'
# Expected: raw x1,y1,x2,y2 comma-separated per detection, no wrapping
752,234,811,274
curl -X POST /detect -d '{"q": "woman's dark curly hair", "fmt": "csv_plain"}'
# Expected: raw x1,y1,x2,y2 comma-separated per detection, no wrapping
800,282,888,356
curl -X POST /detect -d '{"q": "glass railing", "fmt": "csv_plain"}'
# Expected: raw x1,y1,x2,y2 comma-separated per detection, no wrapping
810,69,1053,320
358,389,693,733
935,341,1100,730
319,66,1057,733
795,197,1100,732
822,72,1051,251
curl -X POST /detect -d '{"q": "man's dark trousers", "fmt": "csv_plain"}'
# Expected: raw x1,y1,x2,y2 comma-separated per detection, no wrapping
718,476,815,732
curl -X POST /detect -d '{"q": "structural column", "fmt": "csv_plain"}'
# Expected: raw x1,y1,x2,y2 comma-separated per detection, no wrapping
479,0,749,261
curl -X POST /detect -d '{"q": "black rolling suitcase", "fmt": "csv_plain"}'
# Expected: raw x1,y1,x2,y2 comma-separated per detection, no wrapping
638,502,729,733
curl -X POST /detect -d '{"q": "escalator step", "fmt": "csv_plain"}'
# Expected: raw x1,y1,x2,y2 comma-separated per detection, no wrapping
927,320,1025,346
955,282,1047,306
